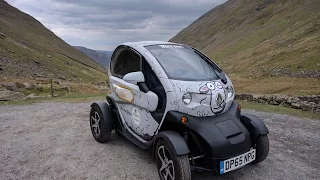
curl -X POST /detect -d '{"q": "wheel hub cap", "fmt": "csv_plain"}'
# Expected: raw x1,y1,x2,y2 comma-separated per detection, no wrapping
158,146,175,180
91,111,101,136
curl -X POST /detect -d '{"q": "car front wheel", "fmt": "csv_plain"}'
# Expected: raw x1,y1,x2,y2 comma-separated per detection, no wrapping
252,135,269,164
90,106,111,143
156,139,191,180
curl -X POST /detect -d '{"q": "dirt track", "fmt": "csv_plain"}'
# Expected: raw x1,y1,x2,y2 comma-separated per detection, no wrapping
0,102,319,180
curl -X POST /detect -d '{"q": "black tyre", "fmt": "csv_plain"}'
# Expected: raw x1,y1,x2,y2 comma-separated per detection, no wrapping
156,139,191,180
90,105,111,143
115,129,123,137
252,135,269,164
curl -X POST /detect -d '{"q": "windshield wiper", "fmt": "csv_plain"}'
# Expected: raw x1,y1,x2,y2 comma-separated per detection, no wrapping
193,50,227,84
193,50,221,72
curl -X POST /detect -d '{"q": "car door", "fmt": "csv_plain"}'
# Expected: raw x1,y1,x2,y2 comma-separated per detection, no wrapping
109,46,160,141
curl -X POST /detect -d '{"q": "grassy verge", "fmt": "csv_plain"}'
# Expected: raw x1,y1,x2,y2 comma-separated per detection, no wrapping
55,92,107,103
238,100,320,120
0,92,107,105
2,94,319,120
229,75,320,96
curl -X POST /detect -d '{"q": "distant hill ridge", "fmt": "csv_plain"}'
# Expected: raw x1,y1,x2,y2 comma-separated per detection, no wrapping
0,0,106,83
74,46,112,68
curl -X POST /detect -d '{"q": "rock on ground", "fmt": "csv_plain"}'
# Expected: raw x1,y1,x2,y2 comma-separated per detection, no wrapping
0,91,26,101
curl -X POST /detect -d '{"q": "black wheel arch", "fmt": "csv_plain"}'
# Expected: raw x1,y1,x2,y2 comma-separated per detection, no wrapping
240,114,269,143
152,131,190,161
90,101,115,132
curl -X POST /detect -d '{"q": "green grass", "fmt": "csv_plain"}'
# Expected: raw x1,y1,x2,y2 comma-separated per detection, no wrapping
238,100,320,120
55,92,107,103
0,92,107,105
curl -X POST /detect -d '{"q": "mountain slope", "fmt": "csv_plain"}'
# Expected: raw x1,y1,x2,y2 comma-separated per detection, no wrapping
170,0,320,95
74,46,112,68
0,0,106,83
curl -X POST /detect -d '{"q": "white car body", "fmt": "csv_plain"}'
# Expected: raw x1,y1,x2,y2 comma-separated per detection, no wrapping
108,41,235,143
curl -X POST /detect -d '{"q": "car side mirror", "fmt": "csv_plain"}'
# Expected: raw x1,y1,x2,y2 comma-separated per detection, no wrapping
123,71,145,84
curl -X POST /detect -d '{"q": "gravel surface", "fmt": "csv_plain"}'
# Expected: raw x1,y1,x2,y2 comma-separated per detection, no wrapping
0,102,319,180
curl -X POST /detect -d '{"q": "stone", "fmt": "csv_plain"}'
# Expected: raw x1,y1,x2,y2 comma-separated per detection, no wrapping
301,101,311,111
235,93,320,112
58,76,66,80
312,97,320,104
0,33,6,39
33,60,41,65
275,95,285,103
0,91,26,101
58,86,68,91
287,97,293,104
252,94,261,102
265,95,272,103
54,80,61,85
280,101,290,107
291,97,300,103
7,49,14,53
291,102,301,109
15,82,24,88
26,93,42,99
315,107,320,114
272,101,280,105
0,86,7,91
36,85,43,91
99,86,107,92
4,83,19,92
23,83,35,90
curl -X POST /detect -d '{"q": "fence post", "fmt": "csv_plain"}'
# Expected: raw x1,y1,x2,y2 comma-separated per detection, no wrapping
50,79,53,97
67,78,70,94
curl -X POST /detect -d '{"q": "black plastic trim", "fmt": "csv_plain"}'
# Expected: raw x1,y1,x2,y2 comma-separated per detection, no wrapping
90,102,115,132
152,131,190,160
240,114,269,143
163,101,252,160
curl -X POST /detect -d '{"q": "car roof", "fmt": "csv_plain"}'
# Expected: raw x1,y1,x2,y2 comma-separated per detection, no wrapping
121,41,181,48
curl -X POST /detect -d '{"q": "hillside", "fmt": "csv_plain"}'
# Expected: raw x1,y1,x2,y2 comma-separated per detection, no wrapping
170,0,320,95
0,0,106,83
74,46,112,68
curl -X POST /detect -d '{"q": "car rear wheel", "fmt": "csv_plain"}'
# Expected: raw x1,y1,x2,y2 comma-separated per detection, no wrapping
252,135,269,164
90,106,111,143
156,139,191,180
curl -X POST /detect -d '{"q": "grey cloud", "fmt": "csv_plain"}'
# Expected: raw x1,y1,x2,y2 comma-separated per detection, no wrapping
7,0,226,50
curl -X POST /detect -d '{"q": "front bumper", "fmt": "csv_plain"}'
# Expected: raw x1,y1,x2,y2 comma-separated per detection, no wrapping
166,101,252,172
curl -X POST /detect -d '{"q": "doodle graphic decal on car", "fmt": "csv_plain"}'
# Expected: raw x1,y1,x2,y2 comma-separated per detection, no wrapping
199,81,226,114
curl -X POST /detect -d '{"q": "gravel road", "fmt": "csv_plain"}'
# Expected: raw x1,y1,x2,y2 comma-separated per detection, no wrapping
0,102,319,180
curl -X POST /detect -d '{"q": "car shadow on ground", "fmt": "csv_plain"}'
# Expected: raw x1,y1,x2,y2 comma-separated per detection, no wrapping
109,132,262,180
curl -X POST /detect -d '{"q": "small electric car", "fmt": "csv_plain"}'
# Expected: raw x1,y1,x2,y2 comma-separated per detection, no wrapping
90,41,269,180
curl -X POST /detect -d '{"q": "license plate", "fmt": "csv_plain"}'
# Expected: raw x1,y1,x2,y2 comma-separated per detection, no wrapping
220,149,256,174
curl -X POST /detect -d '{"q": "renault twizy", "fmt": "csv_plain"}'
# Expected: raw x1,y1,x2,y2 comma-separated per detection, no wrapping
89,41,269,180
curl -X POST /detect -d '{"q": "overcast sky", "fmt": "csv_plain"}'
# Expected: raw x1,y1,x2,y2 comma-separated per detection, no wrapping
6,0,226,51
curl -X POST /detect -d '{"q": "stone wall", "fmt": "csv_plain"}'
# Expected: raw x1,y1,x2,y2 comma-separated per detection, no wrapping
235,93,320,113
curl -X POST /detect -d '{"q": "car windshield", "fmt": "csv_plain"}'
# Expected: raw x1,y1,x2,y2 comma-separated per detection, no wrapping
145,44,219,80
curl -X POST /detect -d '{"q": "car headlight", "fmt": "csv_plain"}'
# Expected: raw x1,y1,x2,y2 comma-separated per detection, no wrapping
228,86,234,98
182,92,192,105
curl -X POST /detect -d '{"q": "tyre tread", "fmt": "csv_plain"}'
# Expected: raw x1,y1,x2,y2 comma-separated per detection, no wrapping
90,106,111,143
253,135,269,164
177,155,191,180
156,139,191,180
